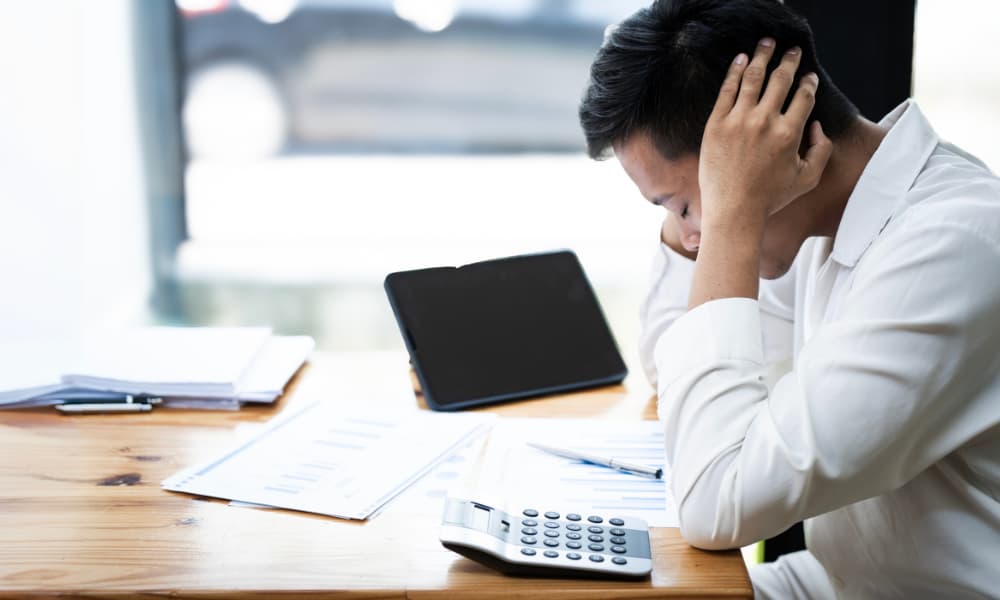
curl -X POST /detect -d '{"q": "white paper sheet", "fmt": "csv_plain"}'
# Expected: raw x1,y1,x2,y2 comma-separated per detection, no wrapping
403,417,679,527
63,327,272,397
162,402,494,520
236,335,315,402
1,328,313,409
0,339,79,404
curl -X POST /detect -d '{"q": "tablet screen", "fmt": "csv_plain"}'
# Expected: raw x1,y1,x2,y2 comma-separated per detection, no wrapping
385,251,627,410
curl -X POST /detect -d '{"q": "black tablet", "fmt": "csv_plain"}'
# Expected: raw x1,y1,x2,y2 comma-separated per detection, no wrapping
384,250,627,411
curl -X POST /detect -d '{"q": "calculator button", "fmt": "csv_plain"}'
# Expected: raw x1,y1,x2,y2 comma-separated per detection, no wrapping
567,552,581,560
588,535,604,543
521,527,537,535
544,550,559,558
587,515,603,523
544,530,559,538
566,523,582,531
544,539,559,547
611,546,627,554
522,519,538,527
544,511,560,520
588,544,605,552
566,532,581,540
612,557,627,565
566,541,582,549
521,548,536,556
589,554,605,563
609,528,626,536
523,509,539,517
609,518,626,526
521,536,537,545
544,521,559,529
610,536,626,545
566,513,582,521
587,526,604,534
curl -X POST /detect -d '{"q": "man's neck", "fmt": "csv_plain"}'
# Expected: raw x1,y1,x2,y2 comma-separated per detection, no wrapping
810,116,890,239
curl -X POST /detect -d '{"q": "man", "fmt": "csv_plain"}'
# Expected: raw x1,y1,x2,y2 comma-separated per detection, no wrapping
579,1,1000,598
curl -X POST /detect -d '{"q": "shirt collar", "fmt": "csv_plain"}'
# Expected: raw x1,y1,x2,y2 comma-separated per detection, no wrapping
830,99,939,267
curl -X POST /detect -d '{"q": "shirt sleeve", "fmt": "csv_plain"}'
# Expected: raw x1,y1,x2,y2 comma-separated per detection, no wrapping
655,222,1000,550
638,243,696,388
638,241,797,390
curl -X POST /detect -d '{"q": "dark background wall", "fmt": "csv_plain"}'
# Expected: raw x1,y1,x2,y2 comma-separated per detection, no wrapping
787,0,915,120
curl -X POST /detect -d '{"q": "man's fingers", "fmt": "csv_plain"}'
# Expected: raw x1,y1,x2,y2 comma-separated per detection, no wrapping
736,38,776,107
784,72,819,127
760,47,801,111
711,53,749,117
799,120,833,189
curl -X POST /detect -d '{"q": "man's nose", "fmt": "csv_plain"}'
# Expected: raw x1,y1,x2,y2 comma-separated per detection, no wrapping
682,231,701,252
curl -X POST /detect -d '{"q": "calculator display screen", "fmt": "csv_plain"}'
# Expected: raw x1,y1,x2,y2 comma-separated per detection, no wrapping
471,505,491,531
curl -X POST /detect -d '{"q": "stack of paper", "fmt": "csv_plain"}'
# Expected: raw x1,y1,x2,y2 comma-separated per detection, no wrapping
0,339,85,405
0,327,314,410
390,417,679,527
466,418,678,527
162,402,494,520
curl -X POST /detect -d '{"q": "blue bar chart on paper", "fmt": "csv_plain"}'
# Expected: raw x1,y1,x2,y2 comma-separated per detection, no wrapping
431,418,678,527
161,402,492,519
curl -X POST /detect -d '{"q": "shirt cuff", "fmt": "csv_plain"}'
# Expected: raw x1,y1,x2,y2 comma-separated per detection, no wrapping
653,297,765,390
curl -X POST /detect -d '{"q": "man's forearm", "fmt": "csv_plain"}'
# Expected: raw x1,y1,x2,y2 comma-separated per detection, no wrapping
688,212,764,309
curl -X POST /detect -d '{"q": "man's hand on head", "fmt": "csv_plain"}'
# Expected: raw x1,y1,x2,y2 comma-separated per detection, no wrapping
699,37,833,228
687,38,833,309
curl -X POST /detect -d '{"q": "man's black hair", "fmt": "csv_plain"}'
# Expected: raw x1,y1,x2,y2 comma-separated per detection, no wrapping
579,0,859,160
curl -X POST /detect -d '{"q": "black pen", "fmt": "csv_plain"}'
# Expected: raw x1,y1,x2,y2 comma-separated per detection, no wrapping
55,395,162,415
56,395,162,405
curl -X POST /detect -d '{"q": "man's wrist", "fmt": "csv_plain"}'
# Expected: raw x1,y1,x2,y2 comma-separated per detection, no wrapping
698,211,765,278
688,200,766,309
701,200,768,239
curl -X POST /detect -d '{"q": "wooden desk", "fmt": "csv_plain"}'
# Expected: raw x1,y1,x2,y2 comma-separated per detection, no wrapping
0,352,751,599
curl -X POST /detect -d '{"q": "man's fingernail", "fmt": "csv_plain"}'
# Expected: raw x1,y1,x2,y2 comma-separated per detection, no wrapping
760,38,775,47
786,46,801,56
734,53,748,65
809,72,820,84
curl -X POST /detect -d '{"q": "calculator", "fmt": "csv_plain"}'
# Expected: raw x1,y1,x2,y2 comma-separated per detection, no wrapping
439,497,652,579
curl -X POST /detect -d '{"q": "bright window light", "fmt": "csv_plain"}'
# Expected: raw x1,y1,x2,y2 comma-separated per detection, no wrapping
393,0,458,33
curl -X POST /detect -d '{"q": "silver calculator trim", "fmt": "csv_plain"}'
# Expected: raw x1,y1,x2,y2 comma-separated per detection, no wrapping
439,497,653,579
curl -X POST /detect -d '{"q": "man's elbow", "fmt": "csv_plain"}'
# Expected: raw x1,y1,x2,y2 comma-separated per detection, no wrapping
676,498,757,551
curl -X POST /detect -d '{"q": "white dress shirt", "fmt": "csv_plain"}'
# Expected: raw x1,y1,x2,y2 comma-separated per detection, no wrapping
639,100,1000,598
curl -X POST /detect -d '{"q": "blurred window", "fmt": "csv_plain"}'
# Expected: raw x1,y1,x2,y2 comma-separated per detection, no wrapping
178,0,649,159
912,0,1000,172
174,0,657,353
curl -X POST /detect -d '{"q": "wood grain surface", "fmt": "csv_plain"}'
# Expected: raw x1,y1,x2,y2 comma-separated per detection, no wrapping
0,352,751,599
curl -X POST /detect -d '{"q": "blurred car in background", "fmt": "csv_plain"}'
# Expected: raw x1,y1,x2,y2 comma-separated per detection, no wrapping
177,0,640,159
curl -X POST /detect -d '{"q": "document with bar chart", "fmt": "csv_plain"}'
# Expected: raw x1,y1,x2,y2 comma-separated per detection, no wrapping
162,402,493,520
444,418,678,527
